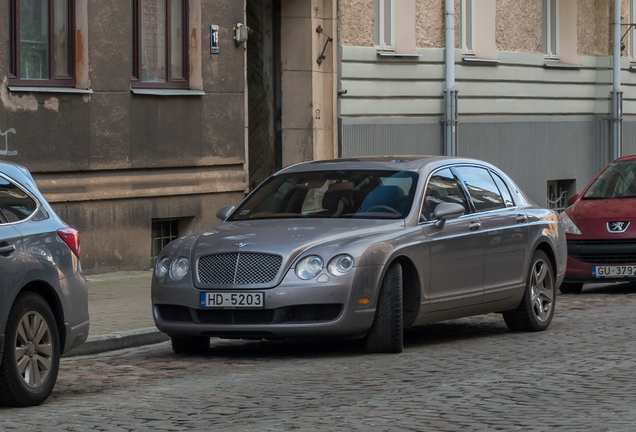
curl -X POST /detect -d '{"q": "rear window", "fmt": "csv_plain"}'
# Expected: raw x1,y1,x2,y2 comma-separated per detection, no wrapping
0,177,38,223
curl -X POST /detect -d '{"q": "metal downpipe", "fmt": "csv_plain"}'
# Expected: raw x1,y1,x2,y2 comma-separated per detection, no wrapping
611,0,623,160
444,0,457,157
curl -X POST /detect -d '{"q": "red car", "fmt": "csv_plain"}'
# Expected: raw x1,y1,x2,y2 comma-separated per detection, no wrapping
561,155,636,293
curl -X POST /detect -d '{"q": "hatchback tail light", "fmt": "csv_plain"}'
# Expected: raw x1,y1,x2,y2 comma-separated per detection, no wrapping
58,228,80,258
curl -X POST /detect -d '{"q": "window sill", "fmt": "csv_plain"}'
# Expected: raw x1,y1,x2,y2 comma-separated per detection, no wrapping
377,52,422,58
8,86,93,94
130,88,205,96
462,57,500,66
543,60,581,69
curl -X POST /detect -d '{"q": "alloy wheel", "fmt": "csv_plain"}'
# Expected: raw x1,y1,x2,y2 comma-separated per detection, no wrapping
14,311,53,389
530,259,554,323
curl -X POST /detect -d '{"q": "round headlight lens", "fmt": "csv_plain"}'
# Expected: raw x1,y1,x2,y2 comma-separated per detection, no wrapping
328,254,354,277
156,257,170,278
296,255,324,280
169,257,190,281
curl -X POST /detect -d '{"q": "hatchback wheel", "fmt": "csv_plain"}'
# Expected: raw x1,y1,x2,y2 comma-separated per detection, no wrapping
0,292,60,407
171,336,210,354
503,251,556,332
559,282,584,294
365,263,403,354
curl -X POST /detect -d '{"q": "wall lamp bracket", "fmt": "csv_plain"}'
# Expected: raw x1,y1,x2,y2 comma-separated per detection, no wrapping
235,23,253,47
316,26,333,66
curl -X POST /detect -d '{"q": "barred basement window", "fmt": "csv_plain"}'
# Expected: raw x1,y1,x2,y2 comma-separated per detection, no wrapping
9,0,76,87
132,0,189,88
151,219,179,267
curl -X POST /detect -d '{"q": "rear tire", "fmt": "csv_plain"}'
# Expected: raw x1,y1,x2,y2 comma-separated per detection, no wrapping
503,251,555,332
365,263,403,354
559,282,584,294
0,292,61,407
171,336,210,354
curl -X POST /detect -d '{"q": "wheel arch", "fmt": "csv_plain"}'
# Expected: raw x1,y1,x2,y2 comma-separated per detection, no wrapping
16,281,66,353
534,240,558,277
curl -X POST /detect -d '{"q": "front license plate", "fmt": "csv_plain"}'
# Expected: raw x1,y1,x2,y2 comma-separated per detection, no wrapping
200,292,265,309
592,265,636,278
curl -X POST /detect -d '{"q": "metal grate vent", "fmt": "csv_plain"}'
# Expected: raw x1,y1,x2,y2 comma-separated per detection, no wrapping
198,253,282,285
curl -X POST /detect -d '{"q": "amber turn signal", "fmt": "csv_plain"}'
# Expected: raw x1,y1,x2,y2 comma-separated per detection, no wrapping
357,298,370,304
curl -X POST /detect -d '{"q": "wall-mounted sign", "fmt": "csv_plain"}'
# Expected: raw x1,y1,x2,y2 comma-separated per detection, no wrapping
211,25,219,54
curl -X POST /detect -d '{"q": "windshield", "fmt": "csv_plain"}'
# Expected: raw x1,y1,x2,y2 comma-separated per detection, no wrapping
583,161,636,200
229,170,419,221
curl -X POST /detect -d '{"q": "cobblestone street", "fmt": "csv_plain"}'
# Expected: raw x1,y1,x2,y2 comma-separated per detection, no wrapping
2,284,636,431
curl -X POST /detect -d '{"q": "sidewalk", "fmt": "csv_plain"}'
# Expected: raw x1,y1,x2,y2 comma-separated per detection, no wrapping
64,270,170,357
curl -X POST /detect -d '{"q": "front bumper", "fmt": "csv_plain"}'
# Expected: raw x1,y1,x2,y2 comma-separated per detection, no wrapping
152,265,384,338
565,254,636,284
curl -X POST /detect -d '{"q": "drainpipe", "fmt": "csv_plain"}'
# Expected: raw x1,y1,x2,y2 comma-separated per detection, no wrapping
611,0,623,160
444,0,457,157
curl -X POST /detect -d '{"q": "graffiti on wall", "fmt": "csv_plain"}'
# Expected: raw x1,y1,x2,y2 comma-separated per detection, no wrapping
0,129,17,156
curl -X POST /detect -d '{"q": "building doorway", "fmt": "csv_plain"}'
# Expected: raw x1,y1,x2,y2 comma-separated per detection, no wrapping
247,0,282,190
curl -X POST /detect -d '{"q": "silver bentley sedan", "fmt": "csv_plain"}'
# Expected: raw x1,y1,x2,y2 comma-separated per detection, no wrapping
152,157,566,354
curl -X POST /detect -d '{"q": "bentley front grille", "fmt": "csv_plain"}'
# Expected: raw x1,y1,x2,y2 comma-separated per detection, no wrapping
198,253,283,285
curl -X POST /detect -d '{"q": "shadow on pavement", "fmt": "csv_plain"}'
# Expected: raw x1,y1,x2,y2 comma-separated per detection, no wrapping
579,282,636,295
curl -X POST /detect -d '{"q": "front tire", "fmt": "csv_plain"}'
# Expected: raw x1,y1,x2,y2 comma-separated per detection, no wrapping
503,251,556,332
0,292,61,407
171,336,210,354
365,263,403,354
559,282,584,294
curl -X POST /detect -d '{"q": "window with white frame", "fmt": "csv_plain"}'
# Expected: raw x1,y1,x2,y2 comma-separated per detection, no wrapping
375,0,394,52
461,0,476,55
545,0,559,59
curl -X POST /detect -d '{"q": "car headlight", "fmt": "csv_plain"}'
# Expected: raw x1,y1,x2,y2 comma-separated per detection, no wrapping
296,255,324,280
169,257,190,281
559,212,582,235
156,257,170,278
328,254,354,277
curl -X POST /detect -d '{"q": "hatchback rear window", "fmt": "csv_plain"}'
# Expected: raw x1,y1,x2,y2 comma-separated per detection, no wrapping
0,177,38,222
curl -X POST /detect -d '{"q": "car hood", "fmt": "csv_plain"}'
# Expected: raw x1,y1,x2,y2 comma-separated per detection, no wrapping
193,218,404,256
569,198,636,220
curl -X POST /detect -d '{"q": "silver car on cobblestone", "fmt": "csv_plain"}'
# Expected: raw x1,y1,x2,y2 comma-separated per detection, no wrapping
152,157,566,354
0,161,89,407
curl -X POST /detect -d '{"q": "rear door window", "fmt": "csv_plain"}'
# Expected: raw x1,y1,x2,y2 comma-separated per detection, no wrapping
0,177,38,223
455,166,505,212
422,168,471,221
491,172,515,207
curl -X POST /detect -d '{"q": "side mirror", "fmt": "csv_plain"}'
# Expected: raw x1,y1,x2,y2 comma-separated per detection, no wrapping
216,206,236,221
433,203,465,229
567,194,580,207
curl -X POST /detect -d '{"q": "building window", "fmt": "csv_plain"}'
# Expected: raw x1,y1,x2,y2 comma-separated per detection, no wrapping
375,0,394,52
461,0,476,55
132,0,189,88
631,0,636,60
9,0,75,87
151,219,179,267
545,0,559,59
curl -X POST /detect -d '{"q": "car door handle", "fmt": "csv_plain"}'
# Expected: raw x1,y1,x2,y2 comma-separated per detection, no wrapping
516,214,527,224
0,244,16,254
469,221,481,231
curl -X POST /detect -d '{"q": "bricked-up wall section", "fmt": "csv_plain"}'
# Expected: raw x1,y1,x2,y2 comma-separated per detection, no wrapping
141,0,167,81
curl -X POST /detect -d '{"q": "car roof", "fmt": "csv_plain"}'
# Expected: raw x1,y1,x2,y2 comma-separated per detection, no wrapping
615,155,636,162
279,156,501,174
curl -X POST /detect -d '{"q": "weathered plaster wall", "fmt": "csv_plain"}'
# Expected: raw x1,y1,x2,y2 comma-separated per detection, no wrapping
0,0,248,273
415,0,444,48
496,0,542,53
338,0,374,46
578,0,611,56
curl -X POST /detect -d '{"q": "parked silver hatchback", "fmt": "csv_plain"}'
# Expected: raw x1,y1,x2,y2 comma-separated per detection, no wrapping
152,157,566,354
0,161,89,407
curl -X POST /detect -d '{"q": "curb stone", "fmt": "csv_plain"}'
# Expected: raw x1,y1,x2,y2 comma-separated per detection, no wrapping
63,327,170,357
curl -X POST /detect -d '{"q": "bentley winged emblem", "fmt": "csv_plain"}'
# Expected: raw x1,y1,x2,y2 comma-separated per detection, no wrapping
607,221,630,233
234,242,251,248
